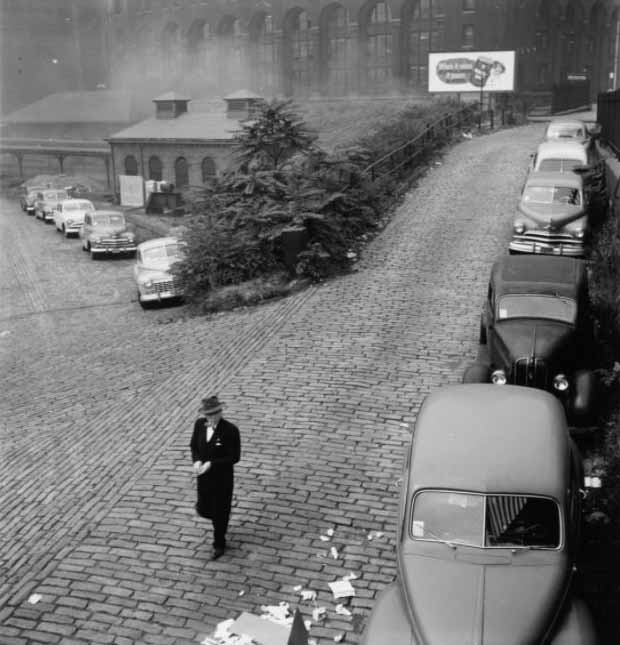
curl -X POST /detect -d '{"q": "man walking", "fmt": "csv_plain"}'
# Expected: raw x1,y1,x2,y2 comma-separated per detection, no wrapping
190,395,241,560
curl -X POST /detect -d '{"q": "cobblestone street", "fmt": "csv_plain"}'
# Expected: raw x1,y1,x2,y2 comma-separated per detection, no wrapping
1,125,545,644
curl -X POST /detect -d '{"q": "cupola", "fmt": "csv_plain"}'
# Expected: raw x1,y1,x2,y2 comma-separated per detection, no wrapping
152,92,191,119
223,89,265,120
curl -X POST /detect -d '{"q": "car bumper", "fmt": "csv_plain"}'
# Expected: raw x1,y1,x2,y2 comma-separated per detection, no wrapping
26,206,35,214
43,213,54,222
91,245,137,254
64,225,83,234
509,238,584,257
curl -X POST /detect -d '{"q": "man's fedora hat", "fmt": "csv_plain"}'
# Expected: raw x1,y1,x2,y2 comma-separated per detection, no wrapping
201,395,223,415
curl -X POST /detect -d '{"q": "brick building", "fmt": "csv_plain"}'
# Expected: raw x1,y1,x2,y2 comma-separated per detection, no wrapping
107,90,263,192
103,0,620,106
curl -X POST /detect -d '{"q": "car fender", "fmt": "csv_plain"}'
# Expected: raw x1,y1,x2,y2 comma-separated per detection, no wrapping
360,582,418,645
462,362,490,383
549,596,598,644
570,370,596,425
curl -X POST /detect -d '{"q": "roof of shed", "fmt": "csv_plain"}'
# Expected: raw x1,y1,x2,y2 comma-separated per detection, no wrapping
108,109,244,142
3,90,136,124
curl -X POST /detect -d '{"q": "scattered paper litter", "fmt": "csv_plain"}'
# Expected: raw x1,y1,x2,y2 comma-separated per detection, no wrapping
312,606,327,622
230,612,290,645
334,633,345,643
328,579,355,599
330,546,339,560
326,528,335,537
320,535,330,542
335,604,352,617
304,620,312,631
343,572,358,581
293,584,303,592
367,531,384,541
27,593,42,604
237,590,245,596
0,330,11,337
260,602,291,626
300,589,317,601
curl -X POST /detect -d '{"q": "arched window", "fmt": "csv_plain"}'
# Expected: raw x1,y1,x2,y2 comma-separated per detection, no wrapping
174,157,189,187
148,156,162,181
404,0,445,89
249,12,278,95
124,155,138,175
201,157,217,182
362,1,393,91
322,4,354,95
283,9,315,95
217,16,245,92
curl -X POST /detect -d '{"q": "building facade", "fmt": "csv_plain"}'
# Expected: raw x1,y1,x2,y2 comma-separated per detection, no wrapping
103,0,620,106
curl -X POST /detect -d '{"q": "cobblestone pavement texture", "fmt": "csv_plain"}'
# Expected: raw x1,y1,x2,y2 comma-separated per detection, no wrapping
1,124,545,644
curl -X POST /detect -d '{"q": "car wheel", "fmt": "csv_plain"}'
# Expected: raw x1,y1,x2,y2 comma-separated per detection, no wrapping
62,225,69,237
479,320,487,345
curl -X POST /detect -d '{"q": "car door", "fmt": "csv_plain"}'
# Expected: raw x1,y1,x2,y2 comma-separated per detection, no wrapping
81,214,91,243
53,203,62,229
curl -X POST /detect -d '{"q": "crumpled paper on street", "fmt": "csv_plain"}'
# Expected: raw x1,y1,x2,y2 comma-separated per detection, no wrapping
328,578,355,599
260,602,293,626
300,589,317,601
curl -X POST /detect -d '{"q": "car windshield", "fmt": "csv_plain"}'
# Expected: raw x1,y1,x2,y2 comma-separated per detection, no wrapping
92,214,124,226
142,243,184,263
538,159,584,172
65,201,94,211
522,185,582,206
546,125,585,139
45,191,67,201
412,491,561,548
497,294,577,324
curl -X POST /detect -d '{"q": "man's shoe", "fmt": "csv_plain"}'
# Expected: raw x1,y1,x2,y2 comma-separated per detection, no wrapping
211,547,225,560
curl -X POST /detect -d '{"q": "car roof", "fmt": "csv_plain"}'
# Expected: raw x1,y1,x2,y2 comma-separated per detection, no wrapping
137,236,180,251
60,198,93,205
92,210,124,217
546,118,586,128
491,255,585,298
524,171,583,188
535,141,588,159
408,385,569,498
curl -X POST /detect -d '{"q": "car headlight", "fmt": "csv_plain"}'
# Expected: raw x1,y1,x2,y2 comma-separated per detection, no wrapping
513,222,525,234
553,374,569,391
66,219,73,225
126,233,135,241
491,369,507,385
573,229,585,239
140,279,154,289
91,236,103,243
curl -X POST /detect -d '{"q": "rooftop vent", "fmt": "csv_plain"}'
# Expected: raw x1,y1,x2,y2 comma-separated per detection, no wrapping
223,90,264,121
152,92,191,119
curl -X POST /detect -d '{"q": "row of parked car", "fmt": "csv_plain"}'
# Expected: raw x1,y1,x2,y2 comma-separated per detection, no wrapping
19,185,185,308
361,118,608,644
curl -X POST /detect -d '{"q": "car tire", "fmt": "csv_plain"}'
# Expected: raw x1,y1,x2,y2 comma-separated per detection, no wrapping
62,225,68,237
462,363,490,384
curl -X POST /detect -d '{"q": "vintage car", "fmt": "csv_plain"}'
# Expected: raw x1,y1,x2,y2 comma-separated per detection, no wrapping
133,237,185,308
361,384,598,645
464,255,596,425
529,141,589,174
52,198,95,237
543,118,600,153
34,188,69,222
79,210,137,258
20,184,47,214
510,171,588,257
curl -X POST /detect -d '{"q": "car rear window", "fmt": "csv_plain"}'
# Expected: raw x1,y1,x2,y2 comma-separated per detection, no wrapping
412,491,561,549
538,159,583,172
546,125,585,139
65,201,94,211
522,185,582,206
497,294,576,324
93,214,124,226
142,243,184,262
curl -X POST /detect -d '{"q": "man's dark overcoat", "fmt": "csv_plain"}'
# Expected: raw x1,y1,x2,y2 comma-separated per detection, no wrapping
190,417,241,522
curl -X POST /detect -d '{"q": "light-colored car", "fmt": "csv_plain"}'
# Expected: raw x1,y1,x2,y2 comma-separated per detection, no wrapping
361,384,597,645
510,171,588,257
52,199,95,237
79,210,137,258
20,185,47,214
542,118,601,154
133,237,185,308
34,188,69,222
529,141,589,174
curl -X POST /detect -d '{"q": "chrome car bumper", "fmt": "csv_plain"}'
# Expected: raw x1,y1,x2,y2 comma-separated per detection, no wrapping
509,237,584,257
91,245,137,254
138,279,183,302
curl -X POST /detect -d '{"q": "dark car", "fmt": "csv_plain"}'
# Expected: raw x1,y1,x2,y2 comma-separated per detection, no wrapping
361,385,597,645
463,255,596,425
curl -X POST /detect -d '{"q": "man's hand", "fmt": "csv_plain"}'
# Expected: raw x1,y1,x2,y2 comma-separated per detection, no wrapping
193,461,211,476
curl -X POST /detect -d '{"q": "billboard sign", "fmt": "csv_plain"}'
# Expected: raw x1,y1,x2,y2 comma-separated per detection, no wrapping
428,51,516,93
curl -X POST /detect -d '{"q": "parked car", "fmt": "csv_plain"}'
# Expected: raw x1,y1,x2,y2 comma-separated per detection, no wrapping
20,184,47,214
34,188,69,222
52,199,95,237
543,118,600,153
79,210,137,258
464,255,596,425
510,171,588,257
361,384,598,645
529,141,589,174
133,237,185,308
